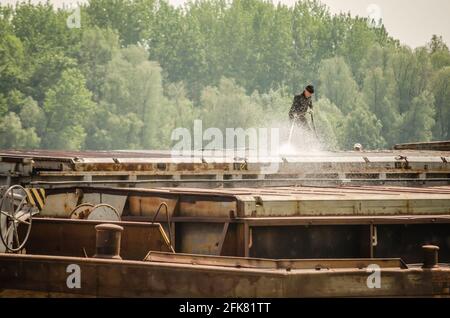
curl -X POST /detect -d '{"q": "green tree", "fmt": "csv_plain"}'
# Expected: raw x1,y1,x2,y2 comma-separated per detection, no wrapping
428,35,449,53
362,67,401,146
338,17,376,84
4,89,27,114
360,44,393,75
431,67,450,139
291,0,334,89
86,0,156,45
0,34,26,94
0,0,447,152
0,112,40,149
11,2,81,55
391,47,432,114
86,103,144,150
78,27,120,102
314,97,345,150
18,96,46,136
318,56,359,114
165,82,197,129
27,51,77,104
252,86,292,124
428,35,450,70
400,90,435,143
42,69,95,150
342,104,385,150
200,77,263,131
0,94,7,117
101,45,167,148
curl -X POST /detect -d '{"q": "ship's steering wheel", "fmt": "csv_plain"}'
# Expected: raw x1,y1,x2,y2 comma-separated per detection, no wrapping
0,185,35,252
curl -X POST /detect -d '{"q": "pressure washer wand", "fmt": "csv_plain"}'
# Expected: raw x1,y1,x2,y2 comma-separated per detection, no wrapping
309,111,320,140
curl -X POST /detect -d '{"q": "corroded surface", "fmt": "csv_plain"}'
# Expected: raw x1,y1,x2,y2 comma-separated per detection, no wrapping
1,149,450,188
1,253,450,297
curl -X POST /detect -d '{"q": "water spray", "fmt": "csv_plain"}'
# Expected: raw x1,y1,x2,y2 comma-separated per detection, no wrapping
287,120,295,146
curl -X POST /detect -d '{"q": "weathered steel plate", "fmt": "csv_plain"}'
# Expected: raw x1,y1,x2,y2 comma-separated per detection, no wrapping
23,218,172,260
0,253,449,297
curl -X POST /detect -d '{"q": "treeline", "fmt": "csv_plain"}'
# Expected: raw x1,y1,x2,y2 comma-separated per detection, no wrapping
0,0,449,150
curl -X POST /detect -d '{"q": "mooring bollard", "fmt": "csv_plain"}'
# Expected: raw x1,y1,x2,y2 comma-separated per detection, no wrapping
93,223,124,260
422,245,439,269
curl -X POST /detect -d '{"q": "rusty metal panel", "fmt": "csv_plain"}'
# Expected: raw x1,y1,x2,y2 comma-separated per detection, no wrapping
127,195,236,218
243,215,450,226
0,254,285,297
0,253,449,297
283,156,366,163
405,156,448,172
81,193,127,216
235,188,450,217
39,191,80,217
220,223,238,257
176,222,225,255
144,251,406,270
2,149,450,189
40,185,450,218
23,218,172,260
394,141,450,151
249,225,371,259
128,196,178,217
407,156,446,163
374,224,450,263
363,156,400,169
0,159,33,175
145,251,278,268
178,200,236,218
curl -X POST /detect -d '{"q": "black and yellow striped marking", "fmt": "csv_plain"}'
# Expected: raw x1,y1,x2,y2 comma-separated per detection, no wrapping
25,188,46,211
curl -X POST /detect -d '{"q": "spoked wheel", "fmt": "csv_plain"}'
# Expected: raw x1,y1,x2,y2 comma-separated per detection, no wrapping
0,185,34,252
87,204,120,221
69,203,120,221
70,203,95,219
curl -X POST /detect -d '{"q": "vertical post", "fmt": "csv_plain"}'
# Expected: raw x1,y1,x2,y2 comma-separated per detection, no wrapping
236,223,245,257
244,222,250,258
170,222,176,251
369,224,377,258
217,221,230,256
422,245,439,269
93,223,124,260
170,197,180,251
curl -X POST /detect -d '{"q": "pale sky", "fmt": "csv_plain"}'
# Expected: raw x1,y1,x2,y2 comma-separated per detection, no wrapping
1,0,449,48
312,0,450,48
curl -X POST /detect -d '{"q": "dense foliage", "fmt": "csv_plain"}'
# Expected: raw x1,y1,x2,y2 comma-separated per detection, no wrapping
1,0,449,150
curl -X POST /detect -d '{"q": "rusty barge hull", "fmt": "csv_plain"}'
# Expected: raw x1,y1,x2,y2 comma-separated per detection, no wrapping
2,147,450,297
35,186,450,263
2,184,450,297
1,149,450,188
1,251,450,297
2,217,450,297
